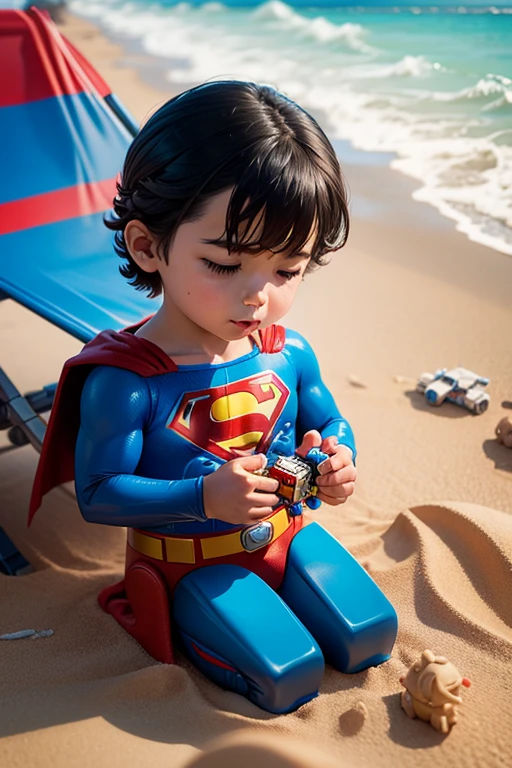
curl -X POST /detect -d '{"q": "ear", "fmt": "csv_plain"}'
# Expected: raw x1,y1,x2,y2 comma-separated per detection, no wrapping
124,220,160,274
431,677,463,706
418,670,435,702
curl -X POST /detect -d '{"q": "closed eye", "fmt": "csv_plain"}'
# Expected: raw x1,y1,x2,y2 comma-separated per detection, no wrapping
202,259,301,281
279,270,301,281
202,259,241,275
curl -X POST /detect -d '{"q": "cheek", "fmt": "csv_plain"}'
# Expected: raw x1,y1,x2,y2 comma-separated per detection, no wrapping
183,275,228,312
271,280,302,313
165,262,223,308
197,278,224,299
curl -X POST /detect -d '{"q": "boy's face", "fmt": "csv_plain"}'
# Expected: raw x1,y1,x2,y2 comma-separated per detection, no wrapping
155,188,312,341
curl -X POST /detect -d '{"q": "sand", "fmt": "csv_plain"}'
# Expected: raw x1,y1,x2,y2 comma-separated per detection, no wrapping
1,10,511,768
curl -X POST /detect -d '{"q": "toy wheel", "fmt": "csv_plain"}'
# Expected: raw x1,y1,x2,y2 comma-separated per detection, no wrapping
8,426,29,446
475,400,489,415
426,389,439,406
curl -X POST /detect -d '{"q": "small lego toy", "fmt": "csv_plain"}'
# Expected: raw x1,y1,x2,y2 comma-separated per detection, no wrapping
495,416,512,448
255,447,328,515
400,650,471,734
417,367,490,414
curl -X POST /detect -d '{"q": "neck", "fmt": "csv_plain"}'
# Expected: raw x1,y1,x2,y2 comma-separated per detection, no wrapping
135,302,254,364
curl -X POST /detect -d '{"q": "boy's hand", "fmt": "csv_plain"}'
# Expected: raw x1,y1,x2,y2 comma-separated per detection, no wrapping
296,430,356,506
202,454,280,524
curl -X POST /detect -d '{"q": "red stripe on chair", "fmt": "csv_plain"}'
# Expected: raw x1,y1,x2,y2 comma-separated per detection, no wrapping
190,642,237,672
0,10,87,107
63,36,111,99
0,178,117,236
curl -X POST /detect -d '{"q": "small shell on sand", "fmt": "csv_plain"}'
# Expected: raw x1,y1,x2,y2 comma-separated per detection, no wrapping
0,629,54,640
496,416,512,448
348,375,368,389
339,701,369,736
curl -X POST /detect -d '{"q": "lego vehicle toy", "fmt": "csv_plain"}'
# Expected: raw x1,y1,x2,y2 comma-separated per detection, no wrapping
416,367,490,414
255,448,328,516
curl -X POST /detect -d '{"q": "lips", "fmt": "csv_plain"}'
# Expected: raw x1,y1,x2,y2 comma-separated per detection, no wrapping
231,320,261,332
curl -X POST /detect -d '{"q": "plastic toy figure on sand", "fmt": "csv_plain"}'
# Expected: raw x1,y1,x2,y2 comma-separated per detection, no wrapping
400,650,471,734
29,81,398,714
417,366,490,414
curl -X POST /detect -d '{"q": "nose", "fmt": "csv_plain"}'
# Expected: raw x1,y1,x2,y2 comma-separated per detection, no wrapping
243,286,267,309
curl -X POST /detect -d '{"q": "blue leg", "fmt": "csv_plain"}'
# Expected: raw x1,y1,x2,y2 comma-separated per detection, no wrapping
172,564,325,714
279,523,398,673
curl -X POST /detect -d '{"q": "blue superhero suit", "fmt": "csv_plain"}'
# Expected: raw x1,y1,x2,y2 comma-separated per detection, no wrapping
74,327,355,532
30,322,397,714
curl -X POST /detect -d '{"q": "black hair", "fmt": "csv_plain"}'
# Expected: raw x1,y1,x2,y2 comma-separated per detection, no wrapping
106,80,349,298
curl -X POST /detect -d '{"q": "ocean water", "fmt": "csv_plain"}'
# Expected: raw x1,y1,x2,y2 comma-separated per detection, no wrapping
57,2,512,254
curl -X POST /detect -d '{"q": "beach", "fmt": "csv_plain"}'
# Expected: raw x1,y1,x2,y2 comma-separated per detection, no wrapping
1,7,512,768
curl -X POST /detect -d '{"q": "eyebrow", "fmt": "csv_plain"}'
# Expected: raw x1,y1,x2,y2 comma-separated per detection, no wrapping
200,239,312,259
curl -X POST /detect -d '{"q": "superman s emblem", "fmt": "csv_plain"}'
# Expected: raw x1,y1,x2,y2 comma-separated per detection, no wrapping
168,371,290,461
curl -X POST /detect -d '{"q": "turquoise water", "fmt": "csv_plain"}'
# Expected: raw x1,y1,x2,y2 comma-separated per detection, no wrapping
25,1,512,252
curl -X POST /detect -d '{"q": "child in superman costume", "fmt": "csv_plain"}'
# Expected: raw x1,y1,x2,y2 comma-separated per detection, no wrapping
29,81,397,714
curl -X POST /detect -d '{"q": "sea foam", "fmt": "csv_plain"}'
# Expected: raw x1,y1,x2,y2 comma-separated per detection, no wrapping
68,0,512,257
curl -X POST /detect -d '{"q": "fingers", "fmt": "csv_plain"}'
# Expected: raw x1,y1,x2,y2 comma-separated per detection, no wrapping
316,491,346,506
315,452,357,505
247,492,280,508
247,506,279,521
317,445,354,475
296,429,322,458
236,453,267,471
321,435,338,454
317,464,357,488
252,474,280,494
316,482,356,505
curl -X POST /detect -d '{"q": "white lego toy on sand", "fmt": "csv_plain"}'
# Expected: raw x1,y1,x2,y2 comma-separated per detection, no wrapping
417,367,490,415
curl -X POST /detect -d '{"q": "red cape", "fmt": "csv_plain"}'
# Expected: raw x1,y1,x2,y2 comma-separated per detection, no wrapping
28,322,285,525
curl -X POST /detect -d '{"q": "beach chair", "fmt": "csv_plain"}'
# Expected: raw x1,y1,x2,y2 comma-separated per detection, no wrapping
0,7,156,566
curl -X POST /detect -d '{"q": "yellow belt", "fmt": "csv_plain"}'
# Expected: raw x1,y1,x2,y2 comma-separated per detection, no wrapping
127,506,291,565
